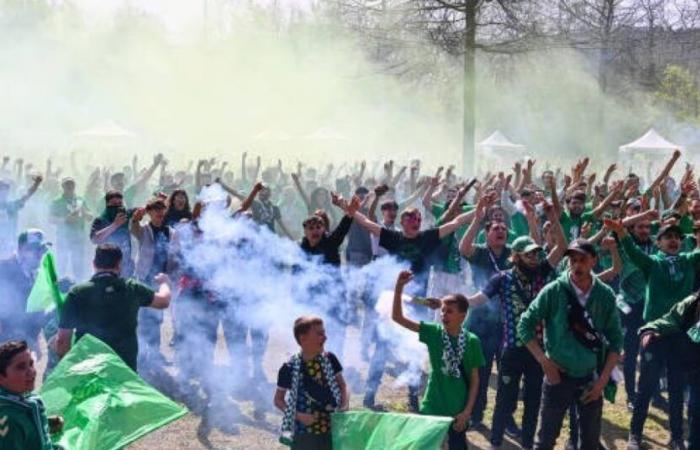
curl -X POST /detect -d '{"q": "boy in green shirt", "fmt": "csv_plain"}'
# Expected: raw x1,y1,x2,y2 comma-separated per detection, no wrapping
392,270,485,450
0,340,63,450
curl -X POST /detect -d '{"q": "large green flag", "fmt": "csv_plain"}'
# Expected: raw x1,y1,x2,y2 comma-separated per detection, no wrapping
41,335,188,450
26,251,65,314
332,411,452,450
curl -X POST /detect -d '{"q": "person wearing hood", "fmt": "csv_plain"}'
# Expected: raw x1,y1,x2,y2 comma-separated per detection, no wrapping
465,200,567,449
90,190,134,277
607,219,700,450
517,239,623,450
0,230,51,351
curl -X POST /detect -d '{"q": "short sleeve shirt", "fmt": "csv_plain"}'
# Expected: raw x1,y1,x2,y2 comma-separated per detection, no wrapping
418,322,485,417
59,273,154,370
276,352,342,436
379,228,442,275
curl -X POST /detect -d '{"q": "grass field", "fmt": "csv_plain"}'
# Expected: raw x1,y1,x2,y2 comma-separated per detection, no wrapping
122,320,682,450
38,316,680,450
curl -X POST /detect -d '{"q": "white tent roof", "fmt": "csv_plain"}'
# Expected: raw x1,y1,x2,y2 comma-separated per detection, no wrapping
73,120,137,139
478,131,526,150
619,129,682,154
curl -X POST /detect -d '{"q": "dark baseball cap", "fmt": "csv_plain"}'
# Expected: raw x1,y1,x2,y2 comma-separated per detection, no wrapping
657,223,683,239
564,239,597,258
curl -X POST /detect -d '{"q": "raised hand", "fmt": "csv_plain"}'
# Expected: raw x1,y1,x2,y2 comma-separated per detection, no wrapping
396,270,414,287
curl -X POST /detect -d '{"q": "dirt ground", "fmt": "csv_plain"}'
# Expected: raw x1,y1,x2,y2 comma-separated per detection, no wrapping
39,318,680,450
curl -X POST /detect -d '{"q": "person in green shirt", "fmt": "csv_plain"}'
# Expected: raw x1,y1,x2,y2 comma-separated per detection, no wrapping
608,217,700,450
638,294,700,450
558,181,622,244
517,239,622,450
392,270,485,450
54,244,172,372
0,340,64,450
49,177,92,280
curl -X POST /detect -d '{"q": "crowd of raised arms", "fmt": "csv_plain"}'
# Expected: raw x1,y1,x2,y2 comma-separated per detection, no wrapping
0,149,699,450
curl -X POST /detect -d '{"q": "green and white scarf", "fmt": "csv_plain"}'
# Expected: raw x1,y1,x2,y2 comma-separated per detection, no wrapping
280,353,342,446
441,328,467,378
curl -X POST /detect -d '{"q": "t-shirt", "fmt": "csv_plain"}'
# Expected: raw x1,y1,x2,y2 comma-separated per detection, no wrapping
251,199,281,232
148,223,170,282
466,245,512,333
482,261,553,348
90,211,134,276
50,195,89,239
559,210,596,243
0,199,24,256
379,228,442,275
59,273,155,370
418,322,485,417
276,352,343,436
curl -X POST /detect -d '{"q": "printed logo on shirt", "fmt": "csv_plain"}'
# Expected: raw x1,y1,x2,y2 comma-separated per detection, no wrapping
0,415,8,438
502,375,511,385
644,352,653,362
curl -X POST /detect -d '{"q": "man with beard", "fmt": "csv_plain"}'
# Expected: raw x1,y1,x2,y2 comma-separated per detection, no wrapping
464,200,566,449
559,181,622,244
607,219,700,450
0,230,51,350
458,194,525,430
517,239,623,450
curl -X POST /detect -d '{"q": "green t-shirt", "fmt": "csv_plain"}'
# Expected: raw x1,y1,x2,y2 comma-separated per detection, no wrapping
418,322,485,417
59,273,155,370
50,195,88,236
559,210,595,243
432,202,474,274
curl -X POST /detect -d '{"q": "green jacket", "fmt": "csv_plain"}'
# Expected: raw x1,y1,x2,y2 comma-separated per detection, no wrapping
620,235,700,322
517,271,623,378
640,294,700,338
0,387,56,450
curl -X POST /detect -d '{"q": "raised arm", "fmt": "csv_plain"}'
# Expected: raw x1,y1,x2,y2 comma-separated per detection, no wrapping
597,236,622,284
438,209,476,239
291,172,312,212
590,180,623,219
392,271,420,332
238,182,264,213
438,179,476,224
368,184,388,222
459,195,489,258
649,149,682,192
605,218,653,275
17,175,42,204
216,177,246,201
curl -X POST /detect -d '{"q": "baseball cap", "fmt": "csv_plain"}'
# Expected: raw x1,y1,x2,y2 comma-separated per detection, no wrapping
511,236,541,254
657,223,683,239
564,239,597,258
18,229,50,251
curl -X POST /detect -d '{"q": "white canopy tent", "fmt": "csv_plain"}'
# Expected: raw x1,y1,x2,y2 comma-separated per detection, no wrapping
619,129,683,177
477,131,527,173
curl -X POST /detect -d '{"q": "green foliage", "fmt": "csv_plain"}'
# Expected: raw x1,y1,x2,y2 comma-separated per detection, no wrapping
655,65,700,123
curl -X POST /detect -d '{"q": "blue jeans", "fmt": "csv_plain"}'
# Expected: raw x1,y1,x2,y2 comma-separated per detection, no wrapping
491,346,543,448
630,333,687,440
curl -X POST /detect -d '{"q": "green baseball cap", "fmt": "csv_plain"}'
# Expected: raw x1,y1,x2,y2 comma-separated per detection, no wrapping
511,236,541,254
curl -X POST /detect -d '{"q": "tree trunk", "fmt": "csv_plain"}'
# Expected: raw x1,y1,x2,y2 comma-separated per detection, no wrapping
462,1,477,176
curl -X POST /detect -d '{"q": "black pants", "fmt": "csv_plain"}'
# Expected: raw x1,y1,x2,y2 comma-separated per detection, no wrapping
291,432,332,450
448,428,468,450
491,346,543,448
467,320,502,423
689,381,699,450
621,301,644,402
630,333,687,441
534,373,602,450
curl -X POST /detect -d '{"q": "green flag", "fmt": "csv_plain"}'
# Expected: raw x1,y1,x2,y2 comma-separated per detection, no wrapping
26,251,65,314
41,335,188,450
332,411,452,450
